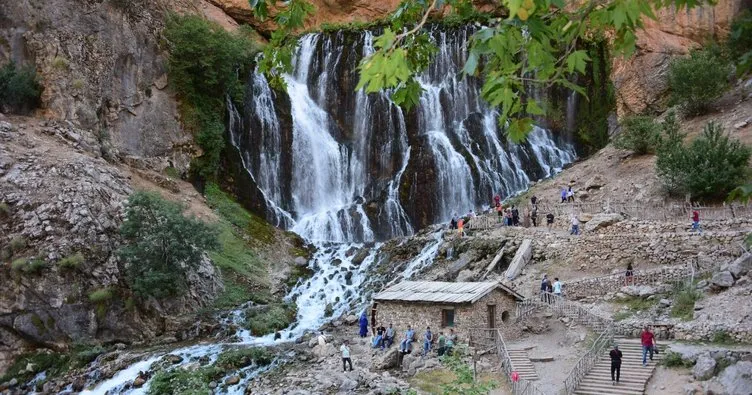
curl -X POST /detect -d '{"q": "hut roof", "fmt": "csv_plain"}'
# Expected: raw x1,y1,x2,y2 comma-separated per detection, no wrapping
373,281,523,304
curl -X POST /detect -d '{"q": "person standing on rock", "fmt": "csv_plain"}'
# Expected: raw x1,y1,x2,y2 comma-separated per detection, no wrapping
641,326,656,367
567,186,575,203
384,323,395,349
625,262,635,286
561,188,567,203
457,217,465,237
570,214,580,235
512,206,520,226
494,194,501,208
359,312,368,338
399,325,415,353
610,344,622,385
423,326,433,356
341,340,353,372
531,205,538,227
496,204,503,224
437,332,447,356
553,277,563,299
531,195,537,206
546,212,554,229
540,275,550,303
523,207,531,227
691,210,702,235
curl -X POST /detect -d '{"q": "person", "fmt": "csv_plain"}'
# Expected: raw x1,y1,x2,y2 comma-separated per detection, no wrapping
437,332,447,356
450,215,457,230
317,331,328,346
561,188,567,203
494,194,501,207
359,312,368,338
546,279,553,301
457,218,464,237
691,210,702,235
567,186,575,203
445,329,457,355
496,204,503,224
553,277,563,298
506,209,513,226
384,323,395,349
531,195,537,206
423,326,433,356
373,326,385,348
512,206,519,226
531,206,538,227
522,207,530,227
546,212,554,229
468,209,476,218
641,326,655,367
540,275,550,302
610,344,623,385
625,262,635,286
341,340,353,372
570,214,580,235
399,325,415,353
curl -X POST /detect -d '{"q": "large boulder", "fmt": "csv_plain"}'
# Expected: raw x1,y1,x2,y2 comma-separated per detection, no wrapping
312,343,337,358
692,354,717,380
583,213,623,232
711,271,735,289
374,347,400,370
728,253,752,279
718,361,752,394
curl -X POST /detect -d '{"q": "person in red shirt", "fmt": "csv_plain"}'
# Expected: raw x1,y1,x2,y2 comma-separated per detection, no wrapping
691,210,702,235
641,326,655,366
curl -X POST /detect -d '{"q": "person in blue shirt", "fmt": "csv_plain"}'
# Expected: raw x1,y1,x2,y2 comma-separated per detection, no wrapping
553,277,563,298
358,312,368,337
423,326,433,356
399,325,415,353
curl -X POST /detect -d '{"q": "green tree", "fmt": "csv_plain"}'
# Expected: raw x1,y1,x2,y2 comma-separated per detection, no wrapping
729,10,752,76
163,15,259,179
0,62,42,115
439,349,498,395
614,115,660,154
655,111,687,193
118,192,219,299
656,121,751,200
668,48,731,116
249,0,711,142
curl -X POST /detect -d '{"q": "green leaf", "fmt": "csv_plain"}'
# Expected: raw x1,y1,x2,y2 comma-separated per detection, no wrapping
463,51,479,76
507,117,534,143
526,100,545,115
374,28,397,50
391,79,424,110
566,50,591,74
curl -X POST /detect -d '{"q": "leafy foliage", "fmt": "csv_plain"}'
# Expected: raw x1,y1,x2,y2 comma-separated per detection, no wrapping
148,368,216,395
656,121,751,200
11,257,46,274
163,15,259,179
0,62,42,115
439,348,498,395
661,351,693,368
0,351,71,384
58,252,85,270
668,48,731,116
118,191,219,299
711,330,734,344
88,287,116,303
244,303,297,336
215,347,273,370
729,10,752,76
614,116,660,154
670,282,702,321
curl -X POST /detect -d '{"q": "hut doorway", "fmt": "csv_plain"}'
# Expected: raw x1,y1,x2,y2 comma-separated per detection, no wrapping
487,304,496,328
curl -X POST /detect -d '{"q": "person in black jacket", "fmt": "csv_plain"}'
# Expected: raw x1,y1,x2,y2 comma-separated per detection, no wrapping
610,344,623,385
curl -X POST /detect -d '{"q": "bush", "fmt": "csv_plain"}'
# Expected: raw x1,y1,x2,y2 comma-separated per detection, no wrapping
656,121,751,200
148,368,214,395
0,202,10,218
0,62,42,114
670,283,702,321
215,347,273,371
244,303,297,336
9,236,26,253
0,351,71,384
668,48,731,115
118,191,219,299
729,10,752,75
88,287,115,303
58,252,84,270
712,330,734,344
614,116,660,154
661,351,693,368
11,257,46,274
164,15,259,179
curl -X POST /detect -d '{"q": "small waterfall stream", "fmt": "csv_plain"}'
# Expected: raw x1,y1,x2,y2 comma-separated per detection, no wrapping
80,26,576,395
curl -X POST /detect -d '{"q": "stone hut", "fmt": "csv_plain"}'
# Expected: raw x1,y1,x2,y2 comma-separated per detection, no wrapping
372,281,524,343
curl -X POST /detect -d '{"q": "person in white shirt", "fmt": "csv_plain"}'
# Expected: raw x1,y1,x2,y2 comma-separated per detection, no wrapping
340,340,353,372
570,214,580,235
553,277,563,298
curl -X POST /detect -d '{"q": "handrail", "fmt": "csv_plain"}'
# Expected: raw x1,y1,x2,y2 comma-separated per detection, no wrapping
563,324,615,394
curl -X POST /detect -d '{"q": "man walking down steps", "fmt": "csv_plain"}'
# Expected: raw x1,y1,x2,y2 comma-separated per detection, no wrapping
609,344,622,385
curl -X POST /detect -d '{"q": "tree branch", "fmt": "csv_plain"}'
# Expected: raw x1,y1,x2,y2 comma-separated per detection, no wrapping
395,0,440,43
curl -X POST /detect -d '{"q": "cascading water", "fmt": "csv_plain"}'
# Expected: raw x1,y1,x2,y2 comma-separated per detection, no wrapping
81,25,576,395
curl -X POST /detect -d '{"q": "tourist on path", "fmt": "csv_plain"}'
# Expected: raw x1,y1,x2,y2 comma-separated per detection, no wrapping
437,332,447,356
691,210,702,235
497,204,503,224
458,218,465,237
399,325,415,353
625,262,635,286
531,195,537,206
359,312,368,337
570,214,580,235
561,188,567,203
540,275,550,303
531,206,538,227
553,277,563,299
505,209,513,226
341,340,353,372
512,206,520,226
610,344,622,385
546,212,554,229
641,326,656,366
423,326,433,356
384,323,395,349
446,329,457,355
450,214,457,230
494,194,501,208
523,207,531,227
567,186,575,203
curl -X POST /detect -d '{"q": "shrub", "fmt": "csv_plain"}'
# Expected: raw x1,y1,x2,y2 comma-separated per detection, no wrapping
9,236,26,253
668,48,731,115
614,116,660,154
58,252,84,270
215,347,273,371
0,62,42,114
163,15,259,179
71,344,106,366
656,121,751,200
11,257,46,274
661,351,693,368
729,10,752,75
88,287,115,303
244,303,297,336
670,283,702,321
0,351,71,384
0,202,10,218
118,191,219,299
712,330,734,344
148,368,212,395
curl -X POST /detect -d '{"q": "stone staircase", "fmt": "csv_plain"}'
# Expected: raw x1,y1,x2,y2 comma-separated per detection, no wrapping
574,338,662,395
507,349,539,381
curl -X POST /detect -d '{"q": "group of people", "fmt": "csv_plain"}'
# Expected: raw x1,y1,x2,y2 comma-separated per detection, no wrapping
489,194,557,229
561,186,575,203
608,326,658,386
539,274,564,301
396,325,458,357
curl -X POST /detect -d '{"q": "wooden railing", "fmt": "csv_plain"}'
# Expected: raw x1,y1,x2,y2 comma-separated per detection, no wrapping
468,328,546,395
563,324,615,394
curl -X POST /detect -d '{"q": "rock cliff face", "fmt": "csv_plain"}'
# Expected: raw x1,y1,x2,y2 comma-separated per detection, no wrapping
612,0,748,116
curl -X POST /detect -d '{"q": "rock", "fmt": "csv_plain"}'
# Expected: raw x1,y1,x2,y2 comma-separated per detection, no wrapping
693,355,717,380
165,354,184,364
683,383,699,395
718,361,752,394
312,343,337,358
351,249,370,266
456,269,475,282
711,271,735,288
71,378,86,392
728,253,752,279
622,285,657,297
659,298,672,307
8,378,17,387
584,213,623,232
344,315,358,325
133,377,146,388
401,353,418,372
308,337,318,348
340,376,358,391
374,347,400,370
294,256,308,266
225,375,240,385
209,381,218,389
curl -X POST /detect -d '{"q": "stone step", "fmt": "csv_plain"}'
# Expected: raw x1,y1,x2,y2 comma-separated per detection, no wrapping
586,371,653,380
576,384,645,395
577,379,646,390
